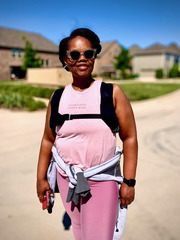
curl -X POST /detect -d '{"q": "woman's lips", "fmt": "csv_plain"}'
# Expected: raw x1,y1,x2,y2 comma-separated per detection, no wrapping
77,65,88,70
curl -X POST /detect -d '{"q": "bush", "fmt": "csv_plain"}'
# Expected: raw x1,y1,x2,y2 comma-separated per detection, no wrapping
156,69,164,79
0,92,46,111
0,93,24,108
168,64,179,78
125,73,139,79
26,99,46,111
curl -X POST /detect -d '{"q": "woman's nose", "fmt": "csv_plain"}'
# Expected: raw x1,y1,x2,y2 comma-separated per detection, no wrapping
78,52,87,60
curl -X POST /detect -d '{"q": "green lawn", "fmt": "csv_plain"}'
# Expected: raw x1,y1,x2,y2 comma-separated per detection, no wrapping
0,81,180,110
118,83,180,101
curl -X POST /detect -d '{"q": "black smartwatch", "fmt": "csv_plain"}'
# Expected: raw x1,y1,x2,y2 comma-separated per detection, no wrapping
123,178,136,187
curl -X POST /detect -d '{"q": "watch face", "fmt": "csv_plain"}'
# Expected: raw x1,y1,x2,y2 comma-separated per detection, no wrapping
129,179,136,187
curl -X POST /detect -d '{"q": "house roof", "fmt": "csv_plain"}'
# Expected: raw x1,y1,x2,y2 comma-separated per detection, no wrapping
132,43,180,56
99,41,120,57
0,27,121,57
0,27,58,53
129,45,142,56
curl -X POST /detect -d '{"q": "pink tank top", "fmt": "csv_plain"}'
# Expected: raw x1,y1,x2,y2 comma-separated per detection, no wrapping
55,80,116,176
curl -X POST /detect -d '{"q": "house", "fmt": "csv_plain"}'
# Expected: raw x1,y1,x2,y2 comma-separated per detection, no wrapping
0,27,61,81
0,27,121,82
93,41,121,77
129,43,180,78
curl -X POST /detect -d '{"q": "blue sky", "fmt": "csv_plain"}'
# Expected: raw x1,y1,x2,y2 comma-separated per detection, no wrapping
0,0,180,49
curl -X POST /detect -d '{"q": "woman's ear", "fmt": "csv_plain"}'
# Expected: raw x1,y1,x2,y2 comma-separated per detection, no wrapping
63,56,70,71
63,56,68,66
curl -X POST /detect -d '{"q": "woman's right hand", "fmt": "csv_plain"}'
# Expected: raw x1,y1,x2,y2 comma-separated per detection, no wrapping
37,178,52,203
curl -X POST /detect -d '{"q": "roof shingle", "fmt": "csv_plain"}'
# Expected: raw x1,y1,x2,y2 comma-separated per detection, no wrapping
132,43,180,55
0,27,58,53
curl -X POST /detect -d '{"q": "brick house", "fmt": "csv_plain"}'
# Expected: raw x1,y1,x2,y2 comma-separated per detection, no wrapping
0,27,121,81
93,41,121,77
0,27,61,81
129,43,180,77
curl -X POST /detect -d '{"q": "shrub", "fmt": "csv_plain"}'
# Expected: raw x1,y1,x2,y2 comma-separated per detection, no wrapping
26,99,46,111
0,93,46,111
168,64,179,78
0,93,26,108
156,69,164,79
126,73,139,79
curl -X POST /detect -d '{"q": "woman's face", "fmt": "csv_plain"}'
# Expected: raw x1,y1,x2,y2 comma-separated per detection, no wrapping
64,36,95,79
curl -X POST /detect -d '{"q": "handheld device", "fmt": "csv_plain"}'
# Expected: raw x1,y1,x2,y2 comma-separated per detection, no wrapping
42,191,54,214
42,191,50,210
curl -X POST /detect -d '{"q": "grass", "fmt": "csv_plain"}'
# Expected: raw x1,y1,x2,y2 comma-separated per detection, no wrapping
0,80,180,110
118,82,180,101
0,81,55,99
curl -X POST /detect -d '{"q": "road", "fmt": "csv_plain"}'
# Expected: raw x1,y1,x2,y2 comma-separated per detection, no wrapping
0,89,180,240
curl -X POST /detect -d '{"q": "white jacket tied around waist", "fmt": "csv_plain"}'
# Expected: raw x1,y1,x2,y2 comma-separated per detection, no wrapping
47,145,127,240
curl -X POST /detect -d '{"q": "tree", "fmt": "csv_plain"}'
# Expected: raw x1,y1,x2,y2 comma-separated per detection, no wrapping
21,36,42,72
114,46,132,79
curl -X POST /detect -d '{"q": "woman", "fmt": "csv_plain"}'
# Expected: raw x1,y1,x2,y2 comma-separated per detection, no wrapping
37,28,138,240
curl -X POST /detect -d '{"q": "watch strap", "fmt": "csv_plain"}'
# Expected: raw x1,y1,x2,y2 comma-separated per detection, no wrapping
123,178,136,187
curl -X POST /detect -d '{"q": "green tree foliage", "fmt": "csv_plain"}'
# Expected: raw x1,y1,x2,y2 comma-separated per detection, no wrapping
168,63,180,78
156,68,164,79
114,46,132,79
21,36,42,71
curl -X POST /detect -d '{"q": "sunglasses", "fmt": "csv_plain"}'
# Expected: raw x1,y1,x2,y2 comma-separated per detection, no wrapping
66,49,97,61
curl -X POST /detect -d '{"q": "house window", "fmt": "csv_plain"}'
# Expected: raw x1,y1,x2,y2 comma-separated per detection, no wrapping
18,49,22,57
12,49,16,57
46,59,49,66
174,55,179,64
42,59,44,66
115,48,120,55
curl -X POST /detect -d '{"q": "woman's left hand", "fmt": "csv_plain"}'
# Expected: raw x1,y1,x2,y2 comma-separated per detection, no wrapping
119,182,135,207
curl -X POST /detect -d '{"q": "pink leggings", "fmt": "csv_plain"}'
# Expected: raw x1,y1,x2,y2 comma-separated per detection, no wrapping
57,172,119,240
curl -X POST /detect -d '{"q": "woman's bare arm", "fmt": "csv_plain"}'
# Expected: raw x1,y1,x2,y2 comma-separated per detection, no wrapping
113,84,138,207
36,95,55,203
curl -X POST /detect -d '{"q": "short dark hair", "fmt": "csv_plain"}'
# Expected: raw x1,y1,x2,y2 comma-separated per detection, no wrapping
59,28,102,71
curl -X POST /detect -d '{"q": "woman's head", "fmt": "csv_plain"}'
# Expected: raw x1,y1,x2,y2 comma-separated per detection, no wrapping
59,28,102,71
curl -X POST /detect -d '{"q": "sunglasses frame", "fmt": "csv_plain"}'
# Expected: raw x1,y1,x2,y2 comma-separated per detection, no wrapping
66,49,97,61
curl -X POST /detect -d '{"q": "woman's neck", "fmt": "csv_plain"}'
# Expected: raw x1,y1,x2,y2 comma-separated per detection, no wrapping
72,76,95,91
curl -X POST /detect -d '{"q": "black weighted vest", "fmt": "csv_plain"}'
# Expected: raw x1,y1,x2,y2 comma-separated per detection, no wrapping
50,82,119,134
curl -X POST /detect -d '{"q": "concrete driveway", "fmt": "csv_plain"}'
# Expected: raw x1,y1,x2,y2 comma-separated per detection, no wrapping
0,89,180,240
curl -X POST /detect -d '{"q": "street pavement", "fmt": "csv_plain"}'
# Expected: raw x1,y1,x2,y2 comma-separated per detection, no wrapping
0,89,180,240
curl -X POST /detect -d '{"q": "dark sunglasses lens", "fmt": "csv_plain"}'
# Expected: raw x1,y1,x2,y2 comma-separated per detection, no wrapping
84,50,94,59
70,51,80,60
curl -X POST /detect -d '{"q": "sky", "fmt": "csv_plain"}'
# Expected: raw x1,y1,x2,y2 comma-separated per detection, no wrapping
0,0,180,49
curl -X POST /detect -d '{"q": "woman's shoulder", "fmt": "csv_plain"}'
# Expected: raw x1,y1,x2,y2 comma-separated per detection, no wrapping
112,83,126,98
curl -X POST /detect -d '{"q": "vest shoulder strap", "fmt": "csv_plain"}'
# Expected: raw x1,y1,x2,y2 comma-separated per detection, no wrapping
50,88,64,132
100,82,119,133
